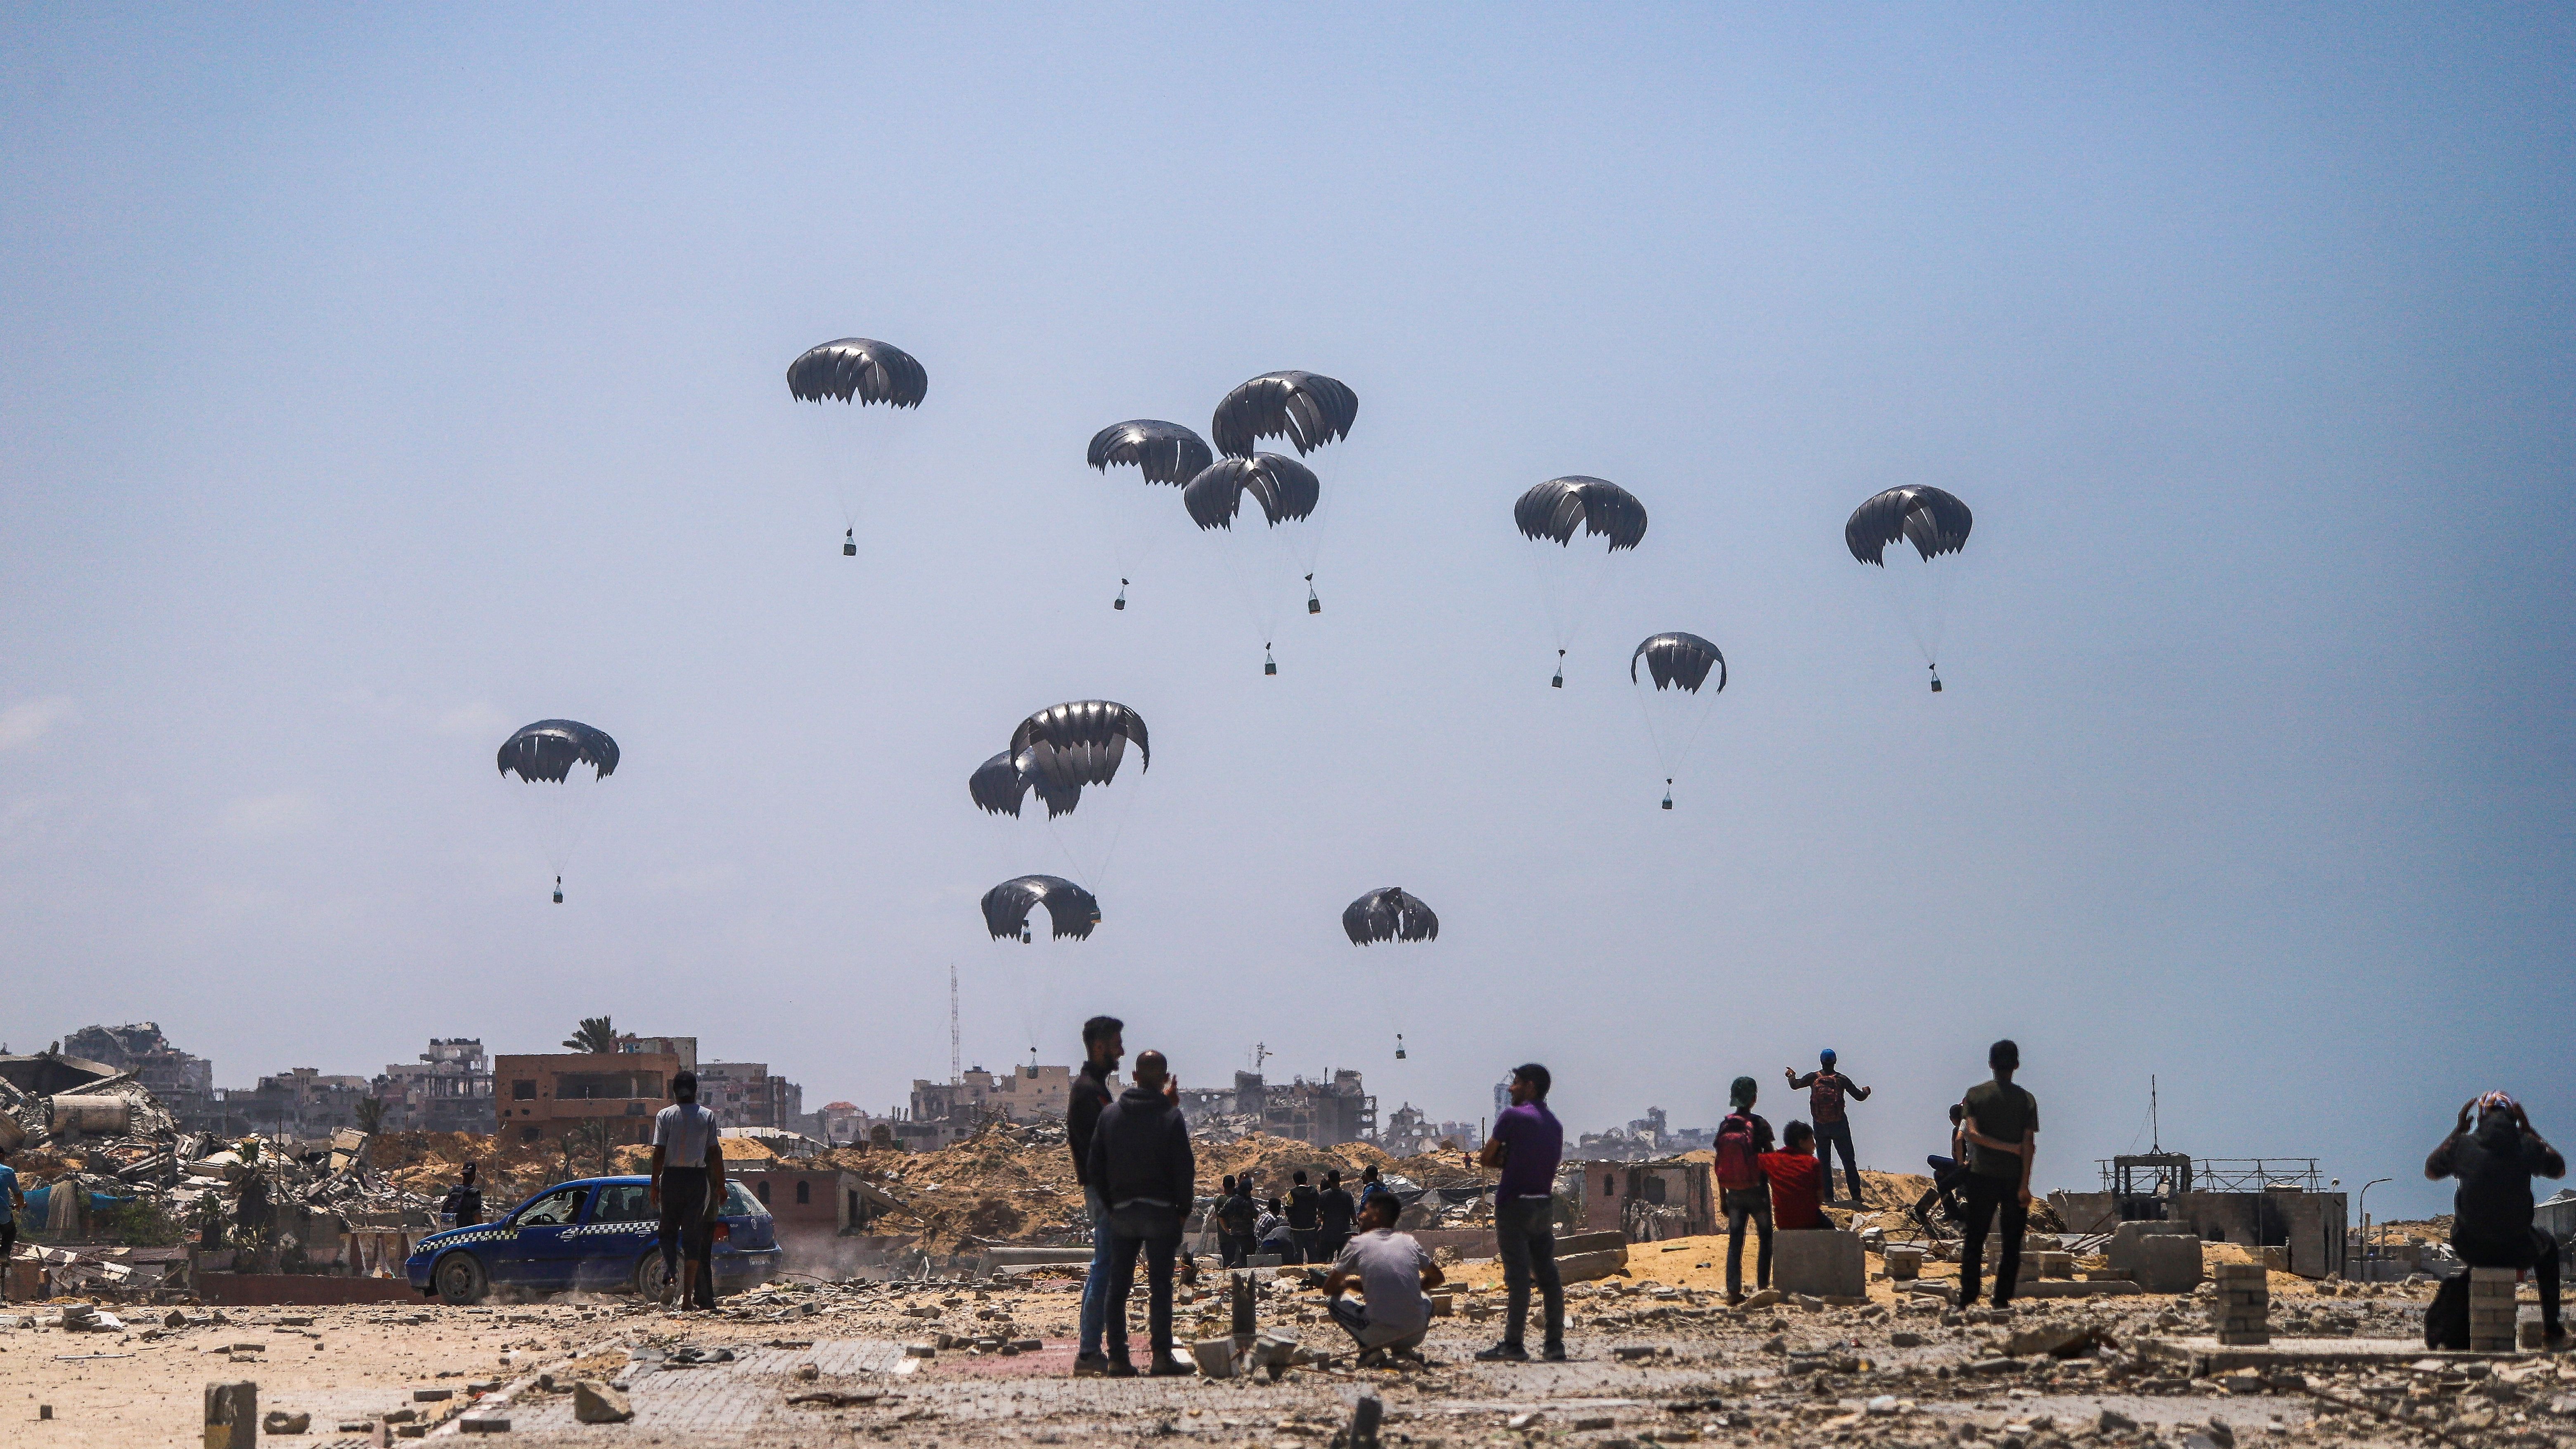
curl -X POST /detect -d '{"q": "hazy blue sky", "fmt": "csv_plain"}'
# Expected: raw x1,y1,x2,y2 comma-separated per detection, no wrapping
4,6,2568,1217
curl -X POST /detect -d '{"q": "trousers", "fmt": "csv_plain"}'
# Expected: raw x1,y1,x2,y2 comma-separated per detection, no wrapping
1813,1118,1864,1203
1722,1186,1773,1299
1079,1187,1114,1357
1494,1196,1564,1349
1105,1231,1178,1361
1956,1172,2028,1307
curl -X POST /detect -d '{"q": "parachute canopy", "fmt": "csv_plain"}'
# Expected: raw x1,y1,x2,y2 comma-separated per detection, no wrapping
1515,477,1648,552
969,751,1040,817
786,338,928,408
997,701,1149,819
1344,887,1439,946
497,720,620,783
1088,420,1214,487
1631,633,1727,694
1182,455,1319,530
983,875,1100,940
1846,486,1972,565
1211,372,1357,459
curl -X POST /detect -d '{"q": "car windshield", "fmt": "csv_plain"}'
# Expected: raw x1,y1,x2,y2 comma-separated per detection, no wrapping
590,1183,653,1224
722,1181,764,1217
514,1186,586,1227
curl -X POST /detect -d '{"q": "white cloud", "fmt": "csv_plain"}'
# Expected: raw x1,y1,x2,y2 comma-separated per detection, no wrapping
0,697,77,751
221,791,327,838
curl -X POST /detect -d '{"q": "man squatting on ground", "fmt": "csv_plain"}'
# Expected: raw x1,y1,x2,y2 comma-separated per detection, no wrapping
2427,1091,2566,1345
1475,1062,1567,1361
1912,1103,1969,1229
1086,1048,1195,1376
1786,1049,1871,1205
648,1068,726,1312
1324,1190,1444,1366
1068,1014,1123,1376
1956,1039,2037,1310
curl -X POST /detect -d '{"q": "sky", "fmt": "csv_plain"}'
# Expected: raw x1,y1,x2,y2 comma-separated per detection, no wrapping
2,5,2569,1219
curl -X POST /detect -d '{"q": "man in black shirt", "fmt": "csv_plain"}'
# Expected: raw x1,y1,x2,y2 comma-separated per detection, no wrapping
438,1162,483,1229
1316,1169,1357,1263
1068,1015,1123,1377
1084,1049,1196,1377
1217,1177,1260,1268
1286,1171,1322,1265
2427,1092,2566,1345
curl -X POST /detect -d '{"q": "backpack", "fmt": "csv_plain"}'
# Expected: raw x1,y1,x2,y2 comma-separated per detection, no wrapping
1715,1113,1761,1189
2424,1270,2471,1350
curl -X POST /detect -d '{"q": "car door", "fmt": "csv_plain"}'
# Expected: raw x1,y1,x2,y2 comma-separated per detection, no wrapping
494,1184,590,1290
577,1181,659,1288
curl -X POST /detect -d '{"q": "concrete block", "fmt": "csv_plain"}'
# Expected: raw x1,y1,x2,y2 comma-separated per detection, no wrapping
2107,1221,2199,1274
1555,1249,1627,1283
1882,1245,1925,1281
205,1382,257,1449
2135,1235,2205,1294
1774,1230,1867,1300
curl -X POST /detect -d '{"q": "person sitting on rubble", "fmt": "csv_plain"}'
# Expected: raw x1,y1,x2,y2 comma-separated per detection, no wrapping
1761,1121,1829,1232
1324,1190,1444,1368
1911,1103,1969,1232
1258,1198,1299,1263
2426,1091,2566,1347
0,1147,21,1302
1715,1076,1776,1305
438,1161,484,1229
1316,1168,1358,1263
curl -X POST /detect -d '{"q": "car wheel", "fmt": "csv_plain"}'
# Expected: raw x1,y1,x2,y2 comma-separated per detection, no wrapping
633,1250,671,1303
434,1251,488,1306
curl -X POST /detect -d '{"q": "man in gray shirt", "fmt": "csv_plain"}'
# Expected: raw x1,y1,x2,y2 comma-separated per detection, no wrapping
1324,1193,1444,1365
649,1070,725,1312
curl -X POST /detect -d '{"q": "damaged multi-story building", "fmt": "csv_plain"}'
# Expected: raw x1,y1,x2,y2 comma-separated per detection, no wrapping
58,1023,218,1132
1179,1070,1377,1147
371,1038,495,1134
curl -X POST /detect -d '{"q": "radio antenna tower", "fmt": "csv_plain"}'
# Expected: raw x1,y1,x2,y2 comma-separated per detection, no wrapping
949,962,961,1080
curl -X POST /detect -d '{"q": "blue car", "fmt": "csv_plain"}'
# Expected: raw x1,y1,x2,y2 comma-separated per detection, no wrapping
405,1174,781,1305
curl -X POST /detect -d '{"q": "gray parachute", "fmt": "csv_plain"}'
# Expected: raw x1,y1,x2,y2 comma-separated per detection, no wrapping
497,720,620,783
1845,486,1972,565
983,875,1100,941
1344,887,1439,945
1515,477,1648,552
1182,455,1319,530
1211,372,1357,459
1631,633,1727,694
1089,420,1214,486
786,338,928,407
996,701,1150,818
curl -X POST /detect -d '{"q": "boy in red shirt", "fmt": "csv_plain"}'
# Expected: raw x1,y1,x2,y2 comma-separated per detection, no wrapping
1762,1121,1829,1231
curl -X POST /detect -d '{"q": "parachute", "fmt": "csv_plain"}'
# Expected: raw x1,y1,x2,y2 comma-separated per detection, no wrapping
1089,420,1213,486
1516,477,1648,686
1181,455,1320,531
496,720,619,901
1210,372,1357,459
1343,887,1439,945
973,701,1151,889
786,336,926,556
1845,486,1972,690
982,875,1100,942
1629,633,1727,809
1086,420,1216,610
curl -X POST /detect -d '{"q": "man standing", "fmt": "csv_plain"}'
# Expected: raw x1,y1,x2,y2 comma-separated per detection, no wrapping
1956,1041,2037,1310
1324,1192,1444,1367
1069,1015,1123,1377
648,1069,725,1312
1475,1063,1566,1362
1316,1169,1357,1264
1085,1049,1196,1376
438,1162,484,1229
0,1148,21,1303
1785,1050,1872,1205
1286,1170,1322,1265
1217,1175,1259,1269
2426,1093,2565,1346
1714,1077,1776,1305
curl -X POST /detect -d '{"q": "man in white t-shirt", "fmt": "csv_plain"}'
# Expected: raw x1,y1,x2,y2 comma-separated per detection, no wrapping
649,1070,724,1311
1323,1193,1444,1365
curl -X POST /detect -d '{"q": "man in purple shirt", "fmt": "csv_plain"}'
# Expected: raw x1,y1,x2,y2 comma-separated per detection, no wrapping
1473,1063,1566,1361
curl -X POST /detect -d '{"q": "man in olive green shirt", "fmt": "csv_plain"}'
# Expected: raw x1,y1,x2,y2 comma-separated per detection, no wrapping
1956,1039,2037,1309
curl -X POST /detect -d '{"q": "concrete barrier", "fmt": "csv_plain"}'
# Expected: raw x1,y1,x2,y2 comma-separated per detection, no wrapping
1774,1230,1866,1299
193,1274,425,1307
2133,1235,2204,1294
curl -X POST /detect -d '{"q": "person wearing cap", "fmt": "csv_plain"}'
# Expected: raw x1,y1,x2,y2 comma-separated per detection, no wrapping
1785,1049,1872,1205
2427,1092,2565,1345
649,1068,725,1312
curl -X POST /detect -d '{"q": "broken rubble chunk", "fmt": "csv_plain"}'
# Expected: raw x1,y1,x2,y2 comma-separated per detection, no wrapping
573,1380,634,1424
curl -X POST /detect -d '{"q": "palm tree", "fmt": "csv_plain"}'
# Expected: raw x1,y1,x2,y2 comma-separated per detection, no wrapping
562,1016,618,1055
354,1096,387,1135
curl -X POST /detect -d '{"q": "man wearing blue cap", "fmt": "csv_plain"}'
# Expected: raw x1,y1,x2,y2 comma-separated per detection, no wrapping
1786,1049,1872,1205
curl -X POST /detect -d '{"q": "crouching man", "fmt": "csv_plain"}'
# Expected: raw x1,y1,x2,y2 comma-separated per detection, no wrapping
1323,1191,1444,1367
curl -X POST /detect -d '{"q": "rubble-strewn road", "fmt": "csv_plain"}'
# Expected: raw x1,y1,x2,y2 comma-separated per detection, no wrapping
9,1264,2569,1447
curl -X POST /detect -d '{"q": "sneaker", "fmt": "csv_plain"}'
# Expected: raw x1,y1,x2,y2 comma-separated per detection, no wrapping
1071,1352,1110,1378
1541,1343,1569,1361
1146,1354,1194,1377
1356,1347,1390,1369
1474,1342,1529,1362
1106,1357,1138,1378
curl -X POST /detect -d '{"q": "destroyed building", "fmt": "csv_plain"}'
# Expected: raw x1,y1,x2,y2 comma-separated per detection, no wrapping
59,1023,218,1132
370,1037,494,1134
700,1060,803,1131
1179,1070,1376,1147
209,1067,376,1140
494,1048,683,1146
2049,1154,2349,1280
904,1064,1097,1148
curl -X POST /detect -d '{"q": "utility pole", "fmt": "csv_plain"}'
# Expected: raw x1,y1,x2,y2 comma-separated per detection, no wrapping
1250,1041,1271,1075
2150,1075,2160,1154
949,962,961,1080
